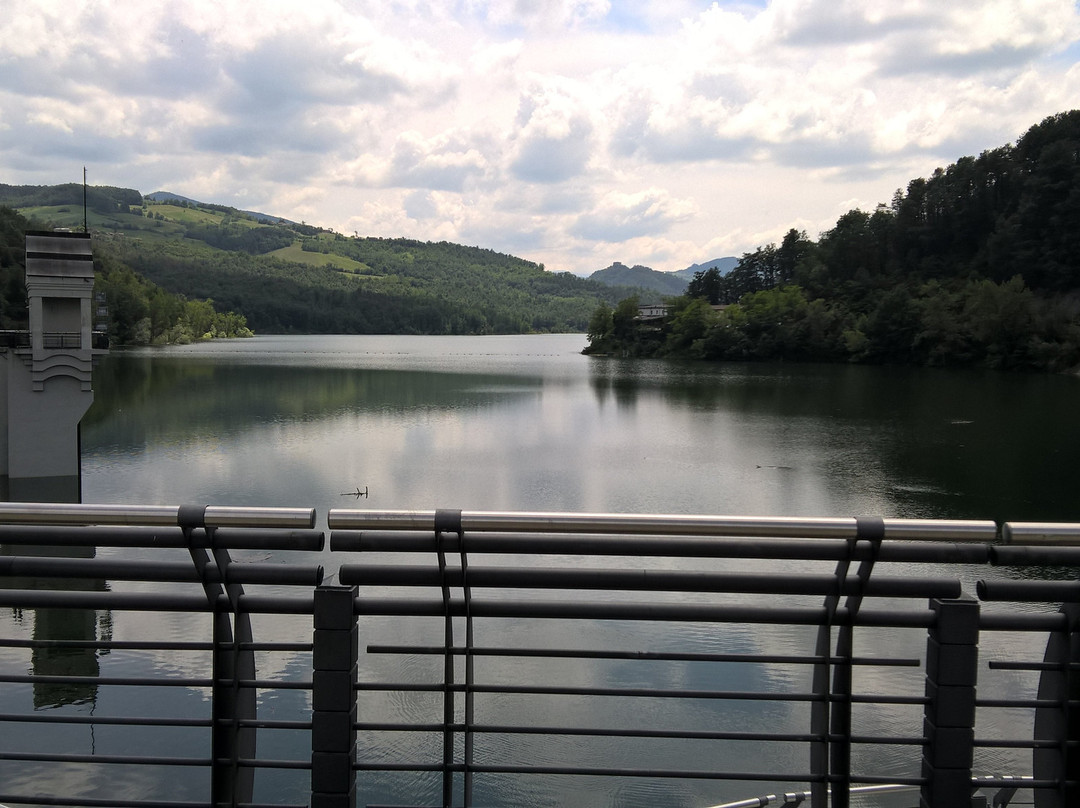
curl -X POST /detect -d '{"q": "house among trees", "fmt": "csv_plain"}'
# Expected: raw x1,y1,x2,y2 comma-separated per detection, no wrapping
637,303,668,320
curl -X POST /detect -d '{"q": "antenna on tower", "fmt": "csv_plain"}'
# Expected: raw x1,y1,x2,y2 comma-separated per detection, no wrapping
82,167,88,233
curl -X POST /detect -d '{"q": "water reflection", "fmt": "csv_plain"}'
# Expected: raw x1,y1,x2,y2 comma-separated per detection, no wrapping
587,357,1080,521
81,336,1080,522
0,543,110,711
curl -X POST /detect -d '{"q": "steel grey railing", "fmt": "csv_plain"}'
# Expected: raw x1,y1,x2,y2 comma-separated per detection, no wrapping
3,505,1080,807
0,503,323,808
327,509,1080,808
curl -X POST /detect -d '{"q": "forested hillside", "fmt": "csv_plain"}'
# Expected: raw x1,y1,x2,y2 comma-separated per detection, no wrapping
0,203,252,343
586,111,1080,372
1,184,623,338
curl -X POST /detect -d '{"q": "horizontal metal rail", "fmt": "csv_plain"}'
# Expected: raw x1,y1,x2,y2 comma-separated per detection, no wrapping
306,593,944,627
0,502,316,528
0,590,318,613
0,524,325,550
365,644,922,666
41,331,82,349
339,564,962,598
1003,522,1080,545
0,556,324,585
328,508,999,540
330,529,999,563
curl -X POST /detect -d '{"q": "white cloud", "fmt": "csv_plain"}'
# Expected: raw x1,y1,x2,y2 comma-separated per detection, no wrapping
26,111,74,135
467,0,612,30
570,188,696,242
508,79,597,182
335,130,493,191
470,38,525,75
1,0,1078,274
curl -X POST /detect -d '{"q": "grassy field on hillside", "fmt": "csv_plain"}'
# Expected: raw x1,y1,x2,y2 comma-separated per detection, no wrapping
18,205,164,233
267,241,367,271
148,202,264,228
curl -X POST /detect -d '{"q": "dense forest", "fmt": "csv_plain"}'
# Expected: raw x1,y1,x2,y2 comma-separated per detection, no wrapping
0,204,253,342
0,184,630,340
107,233,622,335
586,111,1080,372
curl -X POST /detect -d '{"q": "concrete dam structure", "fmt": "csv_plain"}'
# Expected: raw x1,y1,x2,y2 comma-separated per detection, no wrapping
0,230,106,501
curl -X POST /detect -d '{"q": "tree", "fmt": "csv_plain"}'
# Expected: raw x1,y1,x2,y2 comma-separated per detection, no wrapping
963,276,1037,368
0,206,30,327
777,229,813,285
818,209,886,282
860,286,920,363
183,299,217,338
719,251,769,303
611,295,640,342
687,267,723,304
664,296,715,356
586,302,614,347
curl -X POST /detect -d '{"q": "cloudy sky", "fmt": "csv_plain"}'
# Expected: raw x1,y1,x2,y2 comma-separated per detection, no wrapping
2,1,1078,275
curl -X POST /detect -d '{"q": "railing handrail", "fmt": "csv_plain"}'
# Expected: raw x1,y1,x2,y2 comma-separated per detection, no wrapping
6,503,1078,544
0,502,316,529
327,508,1001,540
1002,521,1080,544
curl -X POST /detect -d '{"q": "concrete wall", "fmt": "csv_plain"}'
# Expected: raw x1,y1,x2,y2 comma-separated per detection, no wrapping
6,359,92,479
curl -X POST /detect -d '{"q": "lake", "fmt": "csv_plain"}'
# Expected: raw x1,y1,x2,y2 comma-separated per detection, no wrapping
5,334,1080,807
81,334,1080,524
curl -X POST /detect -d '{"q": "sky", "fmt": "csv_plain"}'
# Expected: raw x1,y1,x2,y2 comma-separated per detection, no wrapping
1,1,1079,276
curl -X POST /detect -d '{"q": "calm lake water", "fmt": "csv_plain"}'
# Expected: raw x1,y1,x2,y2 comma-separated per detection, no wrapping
4,334,1080,807
81,333,1080,524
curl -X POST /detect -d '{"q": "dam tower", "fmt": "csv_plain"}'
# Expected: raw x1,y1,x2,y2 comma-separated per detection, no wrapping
0,230,107,501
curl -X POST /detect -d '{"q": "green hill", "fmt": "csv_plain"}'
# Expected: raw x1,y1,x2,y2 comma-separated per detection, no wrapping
0,201,252,344
0,186,625,338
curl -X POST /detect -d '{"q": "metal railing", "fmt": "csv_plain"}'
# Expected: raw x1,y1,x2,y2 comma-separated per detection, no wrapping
2,505,1080,807
0,330,30,349
41,332,82,350
0,504,323,808
0,331,108,351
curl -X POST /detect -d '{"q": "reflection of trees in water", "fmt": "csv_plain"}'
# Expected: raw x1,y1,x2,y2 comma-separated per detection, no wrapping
588,360,1080,522
587,358,652,411
1,543,109,709
84,354,539,452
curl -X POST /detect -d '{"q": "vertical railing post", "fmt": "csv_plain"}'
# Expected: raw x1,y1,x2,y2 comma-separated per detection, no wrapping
182,504,256,808
435,508,464,808
811,517,881,807
312,585,359,808
921,596,980,808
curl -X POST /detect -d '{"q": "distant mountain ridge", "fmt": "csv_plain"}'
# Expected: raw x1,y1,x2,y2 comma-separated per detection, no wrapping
588,256,739,296
587,262,687,296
